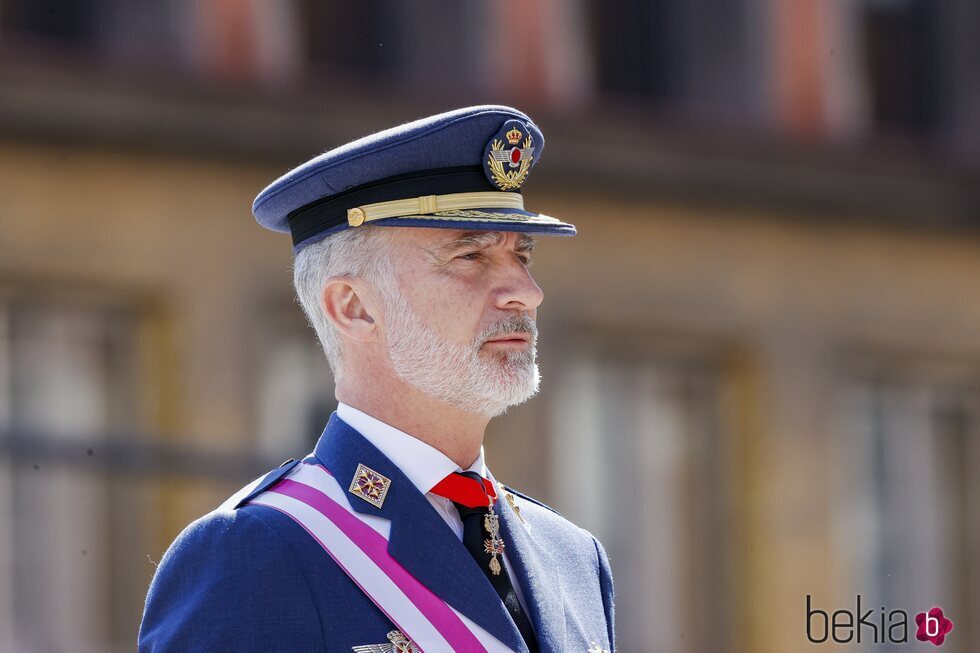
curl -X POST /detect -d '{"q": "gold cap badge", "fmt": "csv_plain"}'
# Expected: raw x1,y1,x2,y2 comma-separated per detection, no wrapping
484,119,536,191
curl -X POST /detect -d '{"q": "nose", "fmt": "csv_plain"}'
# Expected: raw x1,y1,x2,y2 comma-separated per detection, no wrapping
495,257,544,313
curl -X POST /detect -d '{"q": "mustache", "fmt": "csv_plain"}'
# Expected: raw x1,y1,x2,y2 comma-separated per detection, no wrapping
477,314,537,343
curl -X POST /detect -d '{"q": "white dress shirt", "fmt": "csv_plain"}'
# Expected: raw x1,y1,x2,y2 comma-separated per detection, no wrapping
336,402,531,617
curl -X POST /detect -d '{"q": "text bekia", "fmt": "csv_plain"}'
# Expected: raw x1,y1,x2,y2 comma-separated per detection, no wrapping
806,595,908,644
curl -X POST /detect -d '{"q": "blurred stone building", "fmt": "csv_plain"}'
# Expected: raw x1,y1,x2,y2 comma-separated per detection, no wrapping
0,1,978,652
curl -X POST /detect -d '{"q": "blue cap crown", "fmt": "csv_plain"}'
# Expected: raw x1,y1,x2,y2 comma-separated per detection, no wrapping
252,105,576,253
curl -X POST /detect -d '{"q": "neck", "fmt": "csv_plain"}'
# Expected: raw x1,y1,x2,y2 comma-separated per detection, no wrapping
336,374,491,469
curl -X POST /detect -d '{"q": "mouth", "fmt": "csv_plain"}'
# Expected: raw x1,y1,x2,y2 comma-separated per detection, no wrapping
484,333,532,347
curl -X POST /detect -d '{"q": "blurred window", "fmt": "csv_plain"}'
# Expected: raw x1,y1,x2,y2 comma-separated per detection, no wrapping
296,0,397,77
860,0,943,133
588,0,755,116
590,0,677,99
0,0,185,68
0,0,98,45
837,368,979,652
0,292,153,653
550,338,733,653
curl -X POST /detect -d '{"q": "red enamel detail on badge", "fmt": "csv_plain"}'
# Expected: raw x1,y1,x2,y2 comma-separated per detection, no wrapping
510,149,521,164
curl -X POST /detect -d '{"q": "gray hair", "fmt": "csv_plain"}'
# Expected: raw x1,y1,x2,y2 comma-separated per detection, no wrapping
292,227,393,380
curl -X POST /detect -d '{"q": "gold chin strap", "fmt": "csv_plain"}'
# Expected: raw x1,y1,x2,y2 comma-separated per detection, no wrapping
346,191,525,227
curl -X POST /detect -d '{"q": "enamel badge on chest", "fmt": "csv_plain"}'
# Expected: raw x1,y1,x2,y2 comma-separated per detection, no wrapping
348,463,392,508
484,119,535,191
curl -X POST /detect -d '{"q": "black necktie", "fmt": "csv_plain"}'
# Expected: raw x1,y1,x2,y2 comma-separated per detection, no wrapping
453,474,539,652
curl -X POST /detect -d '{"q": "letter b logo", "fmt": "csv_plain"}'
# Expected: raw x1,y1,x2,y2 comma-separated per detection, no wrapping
915,607,953,646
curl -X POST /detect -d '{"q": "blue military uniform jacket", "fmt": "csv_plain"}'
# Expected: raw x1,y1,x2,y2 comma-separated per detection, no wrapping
139,414,615,652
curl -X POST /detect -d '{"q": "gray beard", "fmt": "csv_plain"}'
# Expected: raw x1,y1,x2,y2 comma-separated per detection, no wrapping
380,285,540,417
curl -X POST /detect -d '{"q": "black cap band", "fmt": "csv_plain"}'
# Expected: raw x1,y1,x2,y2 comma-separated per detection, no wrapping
287,165,514,246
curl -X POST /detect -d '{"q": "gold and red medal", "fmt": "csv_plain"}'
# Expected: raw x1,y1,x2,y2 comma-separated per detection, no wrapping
430,473,506,576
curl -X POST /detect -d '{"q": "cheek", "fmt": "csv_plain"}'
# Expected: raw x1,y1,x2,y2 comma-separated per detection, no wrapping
408,275,491,339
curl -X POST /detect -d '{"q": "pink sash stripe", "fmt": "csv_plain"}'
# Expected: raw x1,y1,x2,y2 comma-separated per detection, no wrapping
253,501,422,648
269,476,487,653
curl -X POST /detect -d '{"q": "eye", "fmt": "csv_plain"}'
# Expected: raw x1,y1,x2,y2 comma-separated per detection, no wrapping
456,251,482,261
517,254,532,266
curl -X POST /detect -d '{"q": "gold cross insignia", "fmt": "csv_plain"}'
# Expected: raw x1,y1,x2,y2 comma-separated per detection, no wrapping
587,642,610,653
348,464,392,509
351,630,419,652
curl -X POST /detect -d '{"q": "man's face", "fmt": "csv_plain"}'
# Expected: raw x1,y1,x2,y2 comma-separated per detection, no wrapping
375,227,544,417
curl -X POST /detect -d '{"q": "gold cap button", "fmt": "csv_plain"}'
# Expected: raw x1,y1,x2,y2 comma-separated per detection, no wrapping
347,207,366,227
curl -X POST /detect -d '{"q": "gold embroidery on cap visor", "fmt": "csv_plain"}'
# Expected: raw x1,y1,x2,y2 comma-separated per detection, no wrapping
346,191,558,227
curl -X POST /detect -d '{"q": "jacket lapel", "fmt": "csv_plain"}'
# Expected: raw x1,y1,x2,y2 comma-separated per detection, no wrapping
495,487,567,653
314,414,527,653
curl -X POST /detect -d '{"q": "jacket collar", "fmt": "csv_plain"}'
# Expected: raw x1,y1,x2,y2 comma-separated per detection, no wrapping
335,401,487,493
314,413,527,653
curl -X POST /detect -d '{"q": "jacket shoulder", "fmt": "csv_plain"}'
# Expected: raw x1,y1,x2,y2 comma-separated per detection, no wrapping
500,484,599,546
139,501,324,652
223,458,301,510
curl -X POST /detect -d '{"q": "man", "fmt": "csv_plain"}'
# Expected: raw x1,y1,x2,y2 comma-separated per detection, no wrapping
139,106,615,653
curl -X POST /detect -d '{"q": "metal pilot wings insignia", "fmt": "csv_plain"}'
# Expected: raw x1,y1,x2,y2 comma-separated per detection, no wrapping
352,630,420,653
484,119,535,190
348,463,392,508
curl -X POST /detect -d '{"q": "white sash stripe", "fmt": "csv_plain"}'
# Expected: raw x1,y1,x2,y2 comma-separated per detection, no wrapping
251,461,517,653
290,463,392,538
286,464,515,652
252,490,454,653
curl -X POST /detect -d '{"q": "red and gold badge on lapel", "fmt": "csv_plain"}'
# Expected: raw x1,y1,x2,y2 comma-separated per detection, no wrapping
484,119,535,191
348,463,392,508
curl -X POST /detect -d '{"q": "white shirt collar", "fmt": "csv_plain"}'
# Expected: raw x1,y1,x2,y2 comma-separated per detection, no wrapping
336,402,488,494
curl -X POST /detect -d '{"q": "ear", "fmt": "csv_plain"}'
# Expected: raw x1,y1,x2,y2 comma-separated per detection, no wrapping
321,277,377,342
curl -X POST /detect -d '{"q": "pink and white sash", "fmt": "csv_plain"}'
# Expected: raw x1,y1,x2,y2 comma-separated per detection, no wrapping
249,461,516,653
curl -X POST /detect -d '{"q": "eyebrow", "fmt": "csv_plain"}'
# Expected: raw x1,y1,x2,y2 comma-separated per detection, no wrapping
433,231,536,255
